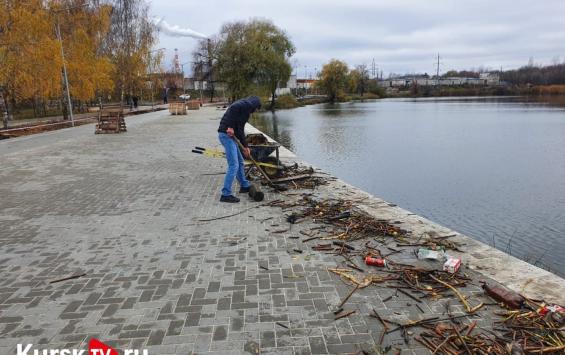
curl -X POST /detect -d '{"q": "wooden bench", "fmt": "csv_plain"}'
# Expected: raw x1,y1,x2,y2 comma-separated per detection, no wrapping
95,105,126,134
168,101,187,115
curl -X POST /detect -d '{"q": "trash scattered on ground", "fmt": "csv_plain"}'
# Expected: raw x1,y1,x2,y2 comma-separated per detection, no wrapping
482,283,525,309
265,190,564,353
443,257,462,274
365,256,387,267
417,248,446,260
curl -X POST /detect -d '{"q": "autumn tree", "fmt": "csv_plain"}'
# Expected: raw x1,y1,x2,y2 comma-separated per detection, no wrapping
214,19,295,103
348,69,360,94
215,22,251,100
501,62,565,85
0,0,120,126
146,48,165,104
348,65,370,96
0,1,62,127
247,20,295,110
192,38,218,101
317,59,349,103
48,0,114,113
444,70,479,78
103,0,157,105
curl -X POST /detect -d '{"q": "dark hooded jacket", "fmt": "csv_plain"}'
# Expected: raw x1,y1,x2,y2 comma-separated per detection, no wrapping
218,96,261,147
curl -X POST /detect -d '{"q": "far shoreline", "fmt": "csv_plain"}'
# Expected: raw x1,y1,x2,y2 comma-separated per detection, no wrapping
265,87,565,112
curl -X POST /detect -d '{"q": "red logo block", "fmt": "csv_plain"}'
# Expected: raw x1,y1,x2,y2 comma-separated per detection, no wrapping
89,339,118,355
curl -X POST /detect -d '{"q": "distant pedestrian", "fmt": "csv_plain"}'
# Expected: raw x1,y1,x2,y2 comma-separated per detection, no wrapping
163,87,169,104
217,96,262,203
132,96,138,109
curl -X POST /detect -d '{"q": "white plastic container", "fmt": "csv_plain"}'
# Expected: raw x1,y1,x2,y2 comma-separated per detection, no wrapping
443,257,461,273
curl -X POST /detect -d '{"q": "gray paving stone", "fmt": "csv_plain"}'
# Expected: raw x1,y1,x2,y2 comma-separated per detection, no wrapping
147,329,166,346
308,336,328,354
212,325,227,341
194,333,212,352
162,334,197,345
0,106,541,355
260,330,276,348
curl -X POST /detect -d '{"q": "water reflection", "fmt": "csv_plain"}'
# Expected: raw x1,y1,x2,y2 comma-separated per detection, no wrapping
314,102,372,118
252,96,565,277
250,112,294,149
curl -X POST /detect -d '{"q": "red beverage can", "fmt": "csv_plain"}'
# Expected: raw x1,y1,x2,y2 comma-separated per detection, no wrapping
365,256,387,267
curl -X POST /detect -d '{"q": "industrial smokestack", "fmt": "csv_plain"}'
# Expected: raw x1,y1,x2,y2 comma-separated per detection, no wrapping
153,17,208,40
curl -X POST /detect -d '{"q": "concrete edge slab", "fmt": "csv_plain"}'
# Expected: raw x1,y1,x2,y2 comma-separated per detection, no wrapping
246,124,565,305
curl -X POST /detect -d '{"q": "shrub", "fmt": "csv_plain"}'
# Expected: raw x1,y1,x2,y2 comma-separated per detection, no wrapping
274,95,299,109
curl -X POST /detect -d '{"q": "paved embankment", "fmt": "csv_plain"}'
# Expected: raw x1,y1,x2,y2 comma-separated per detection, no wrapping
0,106,562,355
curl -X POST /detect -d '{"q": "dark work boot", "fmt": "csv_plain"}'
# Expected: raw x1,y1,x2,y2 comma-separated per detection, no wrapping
239,186,251,193
220,195,240,203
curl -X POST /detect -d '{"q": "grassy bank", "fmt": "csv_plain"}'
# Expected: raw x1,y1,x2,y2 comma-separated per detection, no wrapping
264,95,328,110
266,93,381,111
345,93,381,101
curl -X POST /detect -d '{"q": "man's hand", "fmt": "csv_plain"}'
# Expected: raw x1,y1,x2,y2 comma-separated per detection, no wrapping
243,147,251,158
226,127,235,137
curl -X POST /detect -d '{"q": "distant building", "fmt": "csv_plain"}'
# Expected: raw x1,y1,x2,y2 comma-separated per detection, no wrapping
286,75,297,89
184,78,207,90
275,74,297,96
274,76,318,96
379,73,502,88
479,72,500,85
275,88,292,96
296,78,317,90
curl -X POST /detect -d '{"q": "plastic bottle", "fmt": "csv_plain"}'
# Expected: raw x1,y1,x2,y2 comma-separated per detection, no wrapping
417,248,445,260
481,283,524,309
365,256,387,267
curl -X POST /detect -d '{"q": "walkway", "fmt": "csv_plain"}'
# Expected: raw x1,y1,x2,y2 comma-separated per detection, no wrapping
0,107,562,354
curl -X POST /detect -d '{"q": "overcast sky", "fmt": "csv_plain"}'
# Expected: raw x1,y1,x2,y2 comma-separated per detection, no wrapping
150,0,565,78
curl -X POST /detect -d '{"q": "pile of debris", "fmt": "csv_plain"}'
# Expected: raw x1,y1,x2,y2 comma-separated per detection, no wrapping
266,194,565,353
414,302,565,354
273,196,409,242
250,133,564,353
250,164,331,190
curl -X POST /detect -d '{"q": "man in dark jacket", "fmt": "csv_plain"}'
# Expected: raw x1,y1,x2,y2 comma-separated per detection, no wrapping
217,96,262,203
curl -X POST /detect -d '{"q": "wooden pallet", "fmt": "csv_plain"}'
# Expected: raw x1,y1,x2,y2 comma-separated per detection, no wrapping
95,106,126,134
169,101,187,115
187,100,201,110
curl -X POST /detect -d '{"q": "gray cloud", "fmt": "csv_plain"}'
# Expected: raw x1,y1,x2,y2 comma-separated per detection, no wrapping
150,0,565,76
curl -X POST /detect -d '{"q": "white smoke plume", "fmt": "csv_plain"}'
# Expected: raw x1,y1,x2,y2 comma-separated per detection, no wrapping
153,17,208,39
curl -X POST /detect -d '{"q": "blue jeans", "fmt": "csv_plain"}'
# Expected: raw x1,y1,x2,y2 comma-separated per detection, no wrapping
219,132,250,196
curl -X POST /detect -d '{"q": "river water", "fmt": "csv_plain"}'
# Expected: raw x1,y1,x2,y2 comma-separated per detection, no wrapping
251,96,565,277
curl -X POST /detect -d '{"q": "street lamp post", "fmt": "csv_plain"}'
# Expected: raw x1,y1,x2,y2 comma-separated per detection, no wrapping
55,17,75,126
197,55,204,104
180,62,190,95
51,3,91,127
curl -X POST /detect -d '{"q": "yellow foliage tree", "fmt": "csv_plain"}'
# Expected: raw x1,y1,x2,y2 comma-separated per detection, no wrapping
0,1,62,124
317,59,350,103
49,1,114,106
104,0,157,104
1,0,156,125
